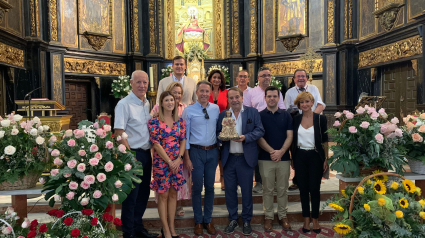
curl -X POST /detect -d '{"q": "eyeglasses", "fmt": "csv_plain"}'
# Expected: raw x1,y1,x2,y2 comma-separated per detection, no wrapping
202,108,209,119
259,74,272,78
238,75,248,78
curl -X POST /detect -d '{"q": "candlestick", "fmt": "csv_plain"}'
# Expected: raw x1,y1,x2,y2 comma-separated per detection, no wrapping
149,67,154,92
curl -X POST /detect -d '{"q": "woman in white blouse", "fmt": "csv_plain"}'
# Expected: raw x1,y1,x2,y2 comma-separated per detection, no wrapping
290,92,328,234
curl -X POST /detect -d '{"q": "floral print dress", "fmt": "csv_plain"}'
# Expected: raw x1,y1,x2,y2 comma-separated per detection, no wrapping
149,117,187,193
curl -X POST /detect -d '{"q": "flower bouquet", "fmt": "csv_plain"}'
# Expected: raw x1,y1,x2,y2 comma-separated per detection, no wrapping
183,43,209,61
0,114,50,190
41,120,143,211
160,65,174,79
111,75,131,99
0,207,19,237
207,65,230,85
325,172,425,237
401,112,425,174
327,106,406,177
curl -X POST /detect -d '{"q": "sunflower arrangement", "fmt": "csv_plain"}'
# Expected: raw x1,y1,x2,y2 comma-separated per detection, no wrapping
324,173,425,237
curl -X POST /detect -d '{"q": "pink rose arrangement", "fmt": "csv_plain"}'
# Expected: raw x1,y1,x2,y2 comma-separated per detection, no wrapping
401,112,425,165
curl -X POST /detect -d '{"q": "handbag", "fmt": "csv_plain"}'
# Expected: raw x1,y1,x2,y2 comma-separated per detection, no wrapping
319,115,330,179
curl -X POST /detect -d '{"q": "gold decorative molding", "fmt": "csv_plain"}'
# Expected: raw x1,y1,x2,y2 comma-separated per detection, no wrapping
158,0,163,56
131,0,139,52
149,0,156,54
344,0,348,39
411,59,418,76
358,36,423,68
264,59,323,76
226,0,230,57
64,58,126,75
30,0,36,36
50,0,58,41
214,0,224,59
348,0,352,39
249,0,257,55
276,34,304,52
0,42,24,68
327,0,334,43
36,0,40,37
373,3,404,32
94,77,100,89
52,54,62,104
232,0,239,54
165,0,174,59
262,0,276,54
371,67,377,82
82,32,111,51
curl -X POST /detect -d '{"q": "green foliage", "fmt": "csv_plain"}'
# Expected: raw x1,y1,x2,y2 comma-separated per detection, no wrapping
160,65,174,79
183,43,210,60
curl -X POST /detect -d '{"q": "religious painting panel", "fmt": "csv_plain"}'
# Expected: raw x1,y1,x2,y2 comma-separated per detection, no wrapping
359,0,376,40
263,0,275,54
52,54,64,104
308,0,323,49
277,0,308,37
325,54,336,105
113,0,125,54
408,0,425,21
79,0,110,34
3,0,23,37
61,0,78,48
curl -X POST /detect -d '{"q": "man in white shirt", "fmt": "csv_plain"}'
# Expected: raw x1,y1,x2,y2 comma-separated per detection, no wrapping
157,56,197,105
235,70,252,93
114,70,158,238
283,69,326,191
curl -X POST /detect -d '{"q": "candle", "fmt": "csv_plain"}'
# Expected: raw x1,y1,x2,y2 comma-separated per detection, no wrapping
149,67,154,91
239,66,243,71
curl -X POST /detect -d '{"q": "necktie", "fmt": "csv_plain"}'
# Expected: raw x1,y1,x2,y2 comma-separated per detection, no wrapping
299,87,305,92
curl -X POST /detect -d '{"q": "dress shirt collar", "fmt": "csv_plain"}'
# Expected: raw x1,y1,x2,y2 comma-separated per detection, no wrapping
195,100,210,109
265,107,283,114
129,91,147,105
295,85,308,91
229,105,244,117
172,74,185,82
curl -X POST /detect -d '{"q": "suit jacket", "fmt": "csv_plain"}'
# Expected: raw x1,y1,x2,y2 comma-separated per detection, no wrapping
291,113,328,163
217,106,265,168
156,76,197,106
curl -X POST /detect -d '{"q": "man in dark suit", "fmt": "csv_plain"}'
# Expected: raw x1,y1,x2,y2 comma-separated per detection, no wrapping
217,87,264,236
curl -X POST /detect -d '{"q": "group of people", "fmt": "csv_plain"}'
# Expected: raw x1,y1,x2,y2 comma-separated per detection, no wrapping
114,56,328,238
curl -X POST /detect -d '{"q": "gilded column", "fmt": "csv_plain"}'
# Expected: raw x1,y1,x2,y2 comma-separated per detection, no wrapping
214,0,224,59
131,0,140,52
344,0,353,40
148,0,158,55
326,0,334,44
232,0,240,55
165,0,175,59
49,0,58,41
247,0,258,56
158,0,163,57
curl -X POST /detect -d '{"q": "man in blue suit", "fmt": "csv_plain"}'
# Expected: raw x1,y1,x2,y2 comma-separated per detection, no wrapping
217,87,265,236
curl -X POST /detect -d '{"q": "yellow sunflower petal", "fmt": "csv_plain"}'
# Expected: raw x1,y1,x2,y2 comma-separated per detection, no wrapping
374,180,387,195
329,203,344,212
395,210,403,218
390,182,399,190
399,198,409,208
364,204,371,211
357,186,364,195
402,179,416,193
420,211,425,219
334,224,352,235
378,198,386,206
419,199,425,207
341,190,347,198
372,170,389,182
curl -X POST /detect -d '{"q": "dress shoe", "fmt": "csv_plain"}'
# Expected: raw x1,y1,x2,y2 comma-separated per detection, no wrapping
224,220,238,234
243,222,252,236
313,228,321,234
280,217,292,231
302,227,311,234
288,184,298,191
194,223,203,236
135,229,158,238
203,222,217,235
264,219,273,232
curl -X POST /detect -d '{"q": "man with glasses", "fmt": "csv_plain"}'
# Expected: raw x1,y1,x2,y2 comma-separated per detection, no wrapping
243,66,286,193
283,69,325,191
235,70,252,93
182,80,220,236
218,87,264,235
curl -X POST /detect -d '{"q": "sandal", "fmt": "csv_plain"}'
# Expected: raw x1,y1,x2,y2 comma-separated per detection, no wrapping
176,206,185,216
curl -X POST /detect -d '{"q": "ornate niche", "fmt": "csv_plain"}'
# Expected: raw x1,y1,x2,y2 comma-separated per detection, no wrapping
276,0,308,52
0,0,13,24
373,2,405,32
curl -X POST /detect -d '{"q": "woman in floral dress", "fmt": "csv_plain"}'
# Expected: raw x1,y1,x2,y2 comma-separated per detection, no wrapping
149,91,186,238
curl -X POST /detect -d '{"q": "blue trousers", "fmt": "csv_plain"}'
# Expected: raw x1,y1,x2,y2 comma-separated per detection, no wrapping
121,148,152,235
190,147,219,224
223,154,254,223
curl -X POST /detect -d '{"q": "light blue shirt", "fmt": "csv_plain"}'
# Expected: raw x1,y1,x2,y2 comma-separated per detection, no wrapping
182,101,220,149
172,74,185,87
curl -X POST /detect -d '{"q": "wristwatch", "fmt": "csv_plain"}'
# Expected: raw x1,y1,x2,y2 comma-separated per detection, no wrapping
179,155,184,160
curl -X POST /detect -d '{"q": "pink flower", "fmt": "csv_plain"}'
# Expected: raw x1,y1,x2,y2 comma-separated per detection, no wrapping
67,139,76,147
386,133,396,139
89,158,99,166
117,136,122,141
103,125,111,132
50,169,59,176
2,226,12,235
93,190,102,199
66,192,75,200
94,152,103,160
80,181,90,190
364,105,370,109
84,175,95,185
21,218,30,228
54,158,63,166
334,112,342,118
418,125,425,133
378,108,385,114
360,121,370,129
380,112,388,119
356,107,365,114
93,122,99,129
395,128,403,137
51,149,60,157
104,162,114,172
20,121,27,128
114,180,123,188
80,198,90,206
348,126,357,133
63,173,71,178
96,173,106,182
105,141,113,149
77,163,86,172
343,110,349,115
118,144,127,153
39,178,45,184
73,129,85,139
112,194,119,202
375,133,384,144
367,107,376,114
121,132,128,139
67,159,77,169
69,181,78,190
370,112,379,120
412,133,424,143
78,150,86,157
95,128,104,136
391,117,399,124
90,144,99,152
380,125,389,134
124,164,132,171
65,129,73,137
333,121,341,127
346,112,354,119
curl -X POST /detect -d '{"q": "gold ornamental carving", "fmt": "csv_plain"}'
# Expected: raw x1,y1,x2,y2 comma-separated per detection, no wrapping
131,0,139,52
276,34,304,52
226,0,230,57
0,0,12,24
50,0,58,41
264,59,323,76
64,58,126,75
0,42,24,68
232,0,239,54
358,36,423,68
158,0,163,56
52,54,62,104
327,0,334,43
82,32,111,51
165,0,174,59
43,122,61,133
348,0,352,38
36,0,40,37
149,0,156,54
214,0,224,59
30,0,36,36
373,3,404,32
249,0,257,54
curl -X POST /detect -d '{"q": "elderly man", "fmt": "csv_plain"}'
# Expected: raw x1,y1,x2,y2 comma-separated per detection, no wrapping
217,87,264,235
114,70,158,238
284,68,325,191
157,56,197,105
243,66,286,193
182,81,220,236
235,70,252,93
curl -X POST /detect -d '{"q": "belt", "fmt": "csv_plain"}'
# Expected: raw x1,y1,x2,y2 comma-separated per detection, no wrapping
299,147,316,151
190,144,218,150
230,153,244,157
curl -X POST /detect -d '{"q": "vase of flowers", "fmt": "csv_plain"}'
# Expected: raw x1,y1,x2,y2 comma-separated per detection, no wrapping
327,106,406,177
111,75,131,99
401,112,425,174
0,114,50,190
207,65,230,85
326,172,425,237
41,120,143,211
0,207,18,237
160,65,174,79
